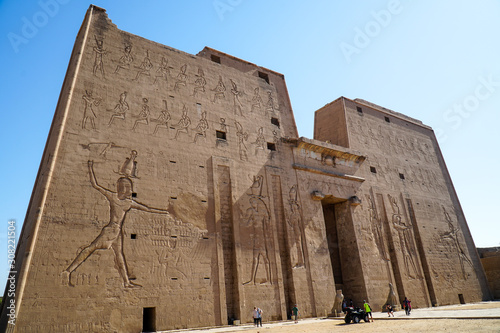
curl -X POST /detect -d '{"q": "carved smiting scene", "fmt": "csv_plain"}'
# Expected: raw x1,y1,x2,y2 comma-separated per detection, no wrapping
441,207,474,280
62,156,171,288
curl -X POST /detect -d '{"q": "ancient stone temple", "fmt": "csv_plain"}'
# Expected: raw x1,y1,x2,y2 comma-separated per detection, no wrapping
1,5,492,332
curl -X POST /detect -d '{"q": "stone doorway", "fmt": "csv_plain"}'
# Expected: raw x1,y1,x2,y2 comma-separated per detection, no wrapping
322,200,346,290
143,307,156,332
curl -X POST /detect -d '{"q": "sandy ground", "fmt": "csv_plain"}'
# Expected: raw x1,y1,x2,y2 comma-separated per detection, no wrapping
236,318,500,333
164,302,500,333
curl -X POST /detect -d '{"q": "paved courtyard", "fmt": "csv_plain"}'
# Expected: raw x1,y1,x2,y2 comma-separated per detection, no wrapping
161,301,500,333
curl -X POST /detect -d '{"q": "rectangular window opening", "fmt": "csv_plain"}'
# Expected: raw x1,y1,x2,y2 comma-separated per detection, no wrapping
216,130,227,140
399,173,405,180
267,142,276,151
271,117,280,127
211,54,221,64
370,166,377,174
357,106,363,114
131,234,137,239
258,71,270,84
385,116,390,123
132,192,137,198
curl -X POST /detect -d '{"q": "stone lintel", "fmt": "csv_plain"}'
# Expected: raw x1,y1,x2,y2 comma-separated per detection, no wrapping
292,163,365,182
294,137,366,164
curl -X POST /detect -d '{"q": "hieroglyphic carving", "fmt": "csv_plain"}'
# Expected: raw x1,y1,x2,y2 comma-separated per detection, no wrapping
153,100,171,135
366,192,389,261
173,64,188,92
92,36,108,78
193,111,209,143
235,121,248,161
117,150,138,178
108,91,129,126
388,195,420,279
81,90,101,130
265,91,278,115
251,87,263,113
132,98,150,131
242,176,272,285
229,79,244,116
212,75,226,102
219,118,228,132
153,57,173,85
62,157,171,288
441,207,474,280
133,50,153,81
114,44,133,74
80,142,124,159
253,127,266,155
148,218,209,282
287,185,305,268
272,130,279,143
192,68,206,97
174,105,191,139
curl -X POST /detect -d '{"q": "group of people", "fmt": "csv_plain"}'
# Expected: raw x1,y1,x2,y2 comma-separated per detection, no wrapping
342,296,413,320
252,307,263,327
252,297,411,326
252,304,300,327
403,297,412,315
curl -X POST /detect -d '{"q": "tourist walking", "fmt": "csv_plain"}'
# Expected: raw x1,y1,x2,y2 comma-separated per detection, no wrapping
253,307,259,327
292,304,299,323
386,304,394,317
363,300,374,322
403,297,410,315
257,307,263,327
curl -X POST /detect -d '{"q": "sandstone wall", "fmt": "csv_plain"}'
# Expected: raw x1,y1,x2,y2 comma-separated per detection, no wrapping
315,97,491,310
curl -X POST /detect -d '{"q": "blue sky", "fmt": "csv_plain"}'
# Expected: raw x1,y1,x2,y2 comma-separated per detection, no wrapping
1,0,499,290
